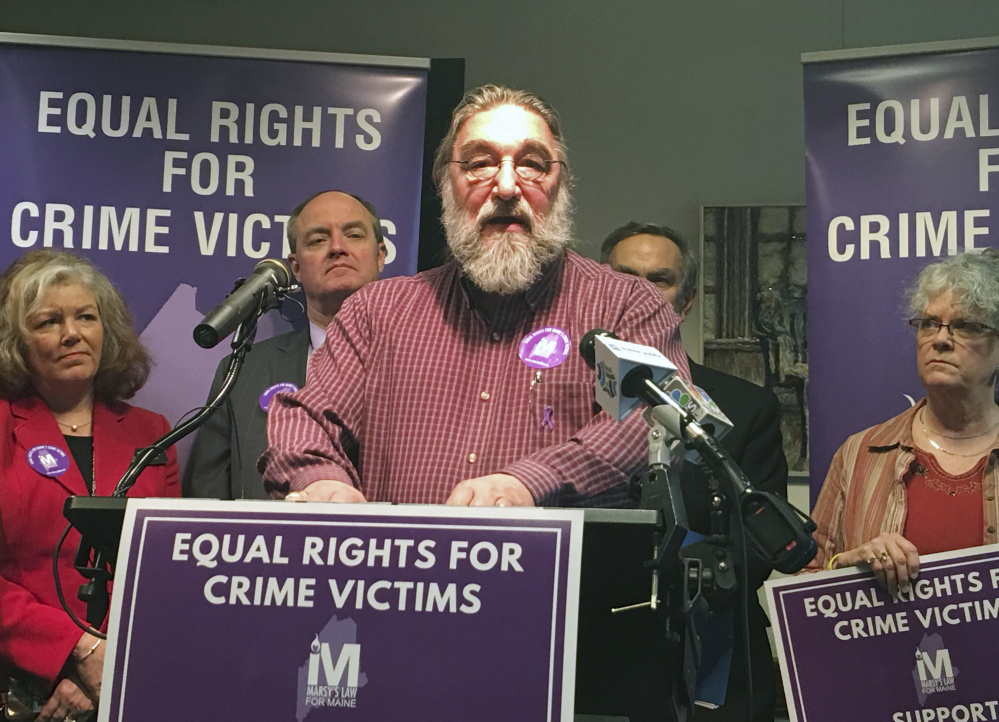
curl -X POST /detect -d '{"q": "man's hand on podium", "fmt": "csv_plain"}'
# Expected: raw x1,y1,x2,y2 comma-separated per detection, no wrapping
285,480,367,503
446,474,534,507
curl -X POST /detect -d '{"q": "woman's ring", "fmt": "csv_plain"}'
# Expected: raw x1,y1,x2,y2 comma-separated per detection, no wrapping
880,551,889,562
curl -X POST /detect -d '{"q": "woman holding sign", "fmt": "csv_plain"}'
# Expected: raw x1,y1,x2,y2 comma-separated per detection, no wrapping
0,250,179,722
810,249,999,597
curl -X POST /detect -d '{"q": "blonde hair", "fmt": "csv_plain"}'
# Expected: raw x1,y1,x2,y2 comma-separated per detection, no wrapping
0,250,151,401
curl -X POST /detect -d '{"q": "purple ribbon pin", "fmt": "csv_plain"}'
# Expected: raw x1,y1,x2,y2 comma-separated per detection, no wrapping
259,382,300,412
542,406,555,430
27,445,70,477
518,327,571,370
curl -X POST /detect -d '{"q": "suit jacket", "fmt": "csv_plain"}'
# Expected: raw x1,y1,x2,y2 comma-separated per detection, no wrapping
684,359,788,722
184,328,309,500
0,397,179,685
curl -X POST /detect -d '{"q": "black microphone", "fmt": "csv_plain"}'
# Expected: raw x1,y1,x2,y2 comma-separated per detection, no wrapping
578,327,616,369
193,259,291,348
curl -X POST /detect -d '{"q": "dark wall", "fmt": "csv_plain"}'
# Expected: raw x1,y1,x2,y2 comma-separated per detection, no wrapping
3,1,998,257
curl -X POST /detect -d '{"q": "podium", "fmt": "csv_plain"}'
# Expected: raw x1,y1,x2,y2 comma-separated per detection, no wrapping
66,498,667,722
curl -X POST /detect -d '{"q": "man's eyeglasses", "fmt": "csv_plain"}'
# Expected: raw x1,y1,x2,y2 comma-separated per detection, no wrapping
450,156,562,182
908,317,999,341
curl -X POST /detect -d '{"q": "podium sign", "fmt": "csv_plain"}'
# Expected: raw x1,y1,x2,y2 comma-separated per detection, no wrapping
766,544,999,721
101,500,583,721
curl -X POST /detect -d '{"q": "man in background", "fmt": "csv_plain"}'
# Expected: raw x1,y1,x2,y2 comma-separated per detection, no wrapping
602,221,787,722
184,190,385,499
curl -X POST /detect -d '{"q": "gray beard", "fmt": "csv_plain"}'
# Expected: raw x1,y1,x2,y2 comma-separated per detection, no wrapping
441,182,574,294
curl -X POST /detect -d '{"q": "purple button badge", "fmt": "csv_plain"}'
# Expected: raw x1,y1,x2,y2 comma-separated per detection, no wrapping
518,327,571,369
259,382,300,412
27,445,70,477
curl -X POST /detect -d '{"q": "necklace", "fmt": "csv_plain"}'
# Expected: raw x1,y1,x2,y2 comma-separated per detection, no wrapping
920,407,999,440
55,418,93,433
921,409,999,457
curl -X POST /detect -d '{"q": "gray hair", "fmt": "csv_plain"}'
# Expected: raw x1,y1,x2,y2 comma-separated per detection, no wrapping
906,248,999,328
600,221,698,314
431,84,572,192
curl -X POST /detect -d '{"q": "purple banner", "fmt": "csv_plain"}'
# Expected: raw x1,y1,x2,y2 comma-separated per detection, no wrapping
803,41,999,498
0,34,428,466
767,544,999,722
103,500,582,722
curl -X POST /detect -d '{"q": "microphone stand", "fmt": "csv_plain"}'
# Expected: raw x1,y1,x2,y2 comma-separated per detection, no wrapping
578,334,815,721
638,397,814,722
617,395,807,722
649,401,817,575
615,409,741,722
63,280,298,631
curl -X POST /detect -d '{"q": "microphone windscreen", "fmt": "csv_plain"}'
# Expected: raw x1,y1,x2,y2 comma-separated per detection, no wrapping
255,258,291,287
578,328,617,369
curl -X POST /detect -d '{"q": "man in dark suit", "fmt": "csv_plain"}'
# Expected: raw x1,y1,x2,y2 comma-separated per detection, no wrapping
601,222,788,722
184,191,386,499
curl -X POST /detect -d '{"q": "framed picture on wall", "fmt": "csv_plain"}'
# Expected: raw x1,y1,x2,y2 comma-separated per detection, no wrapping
700,205,808,474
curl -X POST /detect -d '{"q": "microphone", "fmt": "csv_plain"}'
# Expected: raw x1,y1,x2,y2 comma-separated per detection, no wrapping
578,328,678,421
193,259,291,348
579,328,817,573
649,390,817,574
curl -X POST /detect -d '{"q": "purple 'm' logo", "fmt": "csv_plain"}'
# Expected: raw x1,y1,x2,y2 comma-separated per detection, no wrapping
518,327,570,369
27,445,70,477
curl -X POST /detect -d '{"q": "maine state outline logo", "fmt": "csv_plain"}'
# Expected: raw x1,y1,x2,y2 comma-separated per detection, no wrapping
912,633,958,704
296,616,367,719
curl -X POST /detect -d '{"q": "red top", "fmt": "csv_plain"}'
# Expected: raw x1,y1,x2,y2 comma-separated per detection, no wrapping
904,448,986,555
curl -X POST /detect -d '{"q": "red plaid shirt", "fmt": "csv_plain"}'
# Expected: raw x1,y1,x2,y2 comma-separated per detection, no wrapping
260,250,689,505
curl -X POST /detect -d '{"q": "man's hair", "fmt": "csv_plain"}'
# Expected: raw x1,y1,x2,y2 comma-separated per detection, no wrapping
0,249,152,402
600,222,699,313
907,247,999,329
431,84,572,192
286,190,385,253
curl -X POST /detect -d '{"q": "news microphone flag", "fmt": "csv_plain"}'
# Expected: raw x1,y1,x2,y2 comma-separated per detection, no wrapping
657,376,734,462
592,334,677,421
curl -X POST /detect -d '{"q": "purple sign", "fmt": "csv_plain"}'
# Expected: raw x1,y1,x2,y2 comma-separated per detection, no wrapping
803,40,999,499
767,544,999,721
519,327,571,369
0,34,429,469
26,444,69,477
104,500,583,721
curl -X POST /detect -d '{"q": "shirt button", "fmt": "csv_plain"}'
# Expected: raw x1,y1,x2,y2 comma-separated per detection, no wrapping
480,391,490,400
988,495,996,502
490,331,502,342
988,526,996,534
468,453,477,463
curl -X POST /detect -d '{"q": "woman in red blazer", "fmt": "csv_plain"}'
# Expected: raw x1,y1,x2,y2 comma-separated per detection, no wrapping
0,250,179,722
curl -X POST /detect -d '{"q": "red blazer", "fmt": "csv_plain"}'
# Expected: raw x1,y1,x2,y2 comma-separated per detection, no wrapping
0,396,180,685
